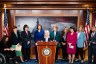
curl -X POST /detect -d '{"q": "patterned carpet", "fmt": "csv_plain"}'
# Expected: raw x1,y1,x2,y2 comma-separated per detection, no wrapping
19,59,88,64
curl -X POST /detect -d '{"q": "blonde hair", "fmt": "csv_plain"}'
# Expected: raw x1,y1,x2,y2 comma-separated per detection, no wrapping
52,25,58,29
78,25,84,32
92,26,96,29
64,26,68,30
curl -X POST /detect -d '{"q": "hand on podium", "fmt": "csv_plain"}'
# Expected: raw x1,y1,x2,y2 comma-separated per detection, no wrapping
27,41,30,45
41,40,43,42
35,43,37,45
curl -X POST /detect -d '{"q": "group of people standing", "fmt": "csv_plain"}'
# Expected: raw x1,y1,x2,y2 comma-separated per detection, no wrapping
0,25,31,63
0,24,96,64
34,24,86,64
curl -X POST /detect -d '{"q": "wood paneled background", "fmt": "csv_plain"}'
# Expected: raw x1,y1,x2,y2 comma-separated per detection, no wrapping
0,9,94,60
10,10,87,59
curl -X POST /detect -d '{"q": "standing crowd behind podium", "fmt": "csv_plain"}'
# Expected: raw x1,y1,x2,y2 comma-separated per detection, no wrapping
0,24,96,64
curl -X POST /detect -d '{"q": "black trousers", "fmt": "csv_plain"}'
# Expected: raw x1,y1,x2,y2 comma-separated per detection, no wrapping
35,46,38,61
55,47,60,60
61,45,67,59
88,45,96,64
76,47,83,60
22,48,30,61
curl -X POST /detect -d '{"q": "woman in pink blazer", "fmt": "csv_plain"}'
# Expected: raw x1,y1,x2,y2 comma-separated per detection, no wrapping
67,27,77,64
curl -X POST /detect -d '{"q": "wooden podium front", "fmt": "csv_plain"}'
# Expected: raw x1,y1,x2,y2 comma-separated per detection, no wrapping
37,42,57,64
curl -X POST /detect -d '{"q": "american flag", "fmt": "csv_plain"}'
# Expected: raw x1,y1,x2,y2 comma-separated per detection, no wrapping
3,9,9,36
84,9,90,47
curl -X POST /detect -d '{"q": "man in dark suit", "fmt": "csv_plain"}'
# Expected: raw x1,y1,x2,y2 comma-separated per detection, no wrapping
88,26,96,64
50,25,60,61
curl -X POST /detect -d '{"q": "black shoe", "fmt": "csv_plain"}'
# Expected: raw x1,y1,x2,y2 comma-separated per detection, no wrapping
28,59,31,62
20,61,24,63
62,59,64,61
36,60,38,62
55,60,58,62
25,60,28,62
69,62,71,64
75,59,79,61
71,62,74,64
15,61,18,64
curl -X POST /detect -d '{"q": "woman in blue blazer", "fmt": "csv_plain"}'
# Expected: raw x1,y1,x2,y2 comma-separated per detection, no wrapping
34,24,44,61
76,26,86,63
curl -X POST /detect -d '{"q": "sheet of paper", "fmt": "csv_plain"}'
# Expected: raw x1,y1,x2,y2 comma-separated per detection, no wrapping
16,45,22,51
69,45,74,49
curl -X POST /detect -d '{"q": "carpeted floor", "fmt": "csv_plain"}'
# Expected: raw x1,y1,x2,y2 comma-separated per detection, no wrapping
19,59,88,64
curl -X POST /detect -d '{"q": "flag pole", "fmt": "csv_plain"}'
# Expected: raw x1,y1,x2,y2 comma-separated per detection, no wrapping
3,4,9,36
3,4,6,36
84,7,90,48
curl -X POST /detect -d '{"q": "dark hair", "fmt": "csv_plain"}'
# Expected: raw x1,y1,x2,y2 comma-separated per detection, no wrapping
37,24,42,30
23,24,29,31
12,26,17,30
70,26,76,32
61,27,68,37
12,26,17,32
1,35,8,43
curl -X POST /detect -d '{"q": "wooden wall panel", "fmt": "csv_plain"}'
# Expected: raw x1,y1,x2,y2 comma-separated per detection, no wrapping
8,9,86,59
8,10,15,36
0,10,3,41
92,13,96,26
14,10,83,59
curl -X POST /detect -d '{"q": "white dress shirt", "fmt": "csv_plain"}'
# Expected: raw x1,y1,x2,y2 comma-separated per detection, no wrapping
45,37,49,42
77,32,81,39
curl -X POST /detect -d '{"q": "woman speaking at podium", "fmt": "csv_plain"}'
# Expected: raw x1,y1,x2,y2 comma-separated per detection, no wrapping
43,30,51,42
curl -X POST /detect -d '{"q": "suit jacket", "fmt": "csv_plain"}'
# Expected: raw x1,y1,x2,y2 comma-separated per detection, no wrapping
34,30,44,42
42,38,51,42
50,31,60,47
88,31,96,46
77,32,86,48
60,33,68,47
0,41,11,53
21,31,31,48
60,32,68,42
9,31,21,45
0,40,15,58
67,32,77,54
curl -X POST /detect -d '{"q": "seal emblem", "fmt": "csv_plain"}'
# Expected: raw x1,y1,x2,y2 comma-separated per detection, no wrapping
42,48,51,56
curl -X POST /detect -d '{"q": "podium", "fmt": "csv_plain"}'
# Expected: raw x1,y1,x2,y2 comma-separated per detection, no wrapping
37,42,57,64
